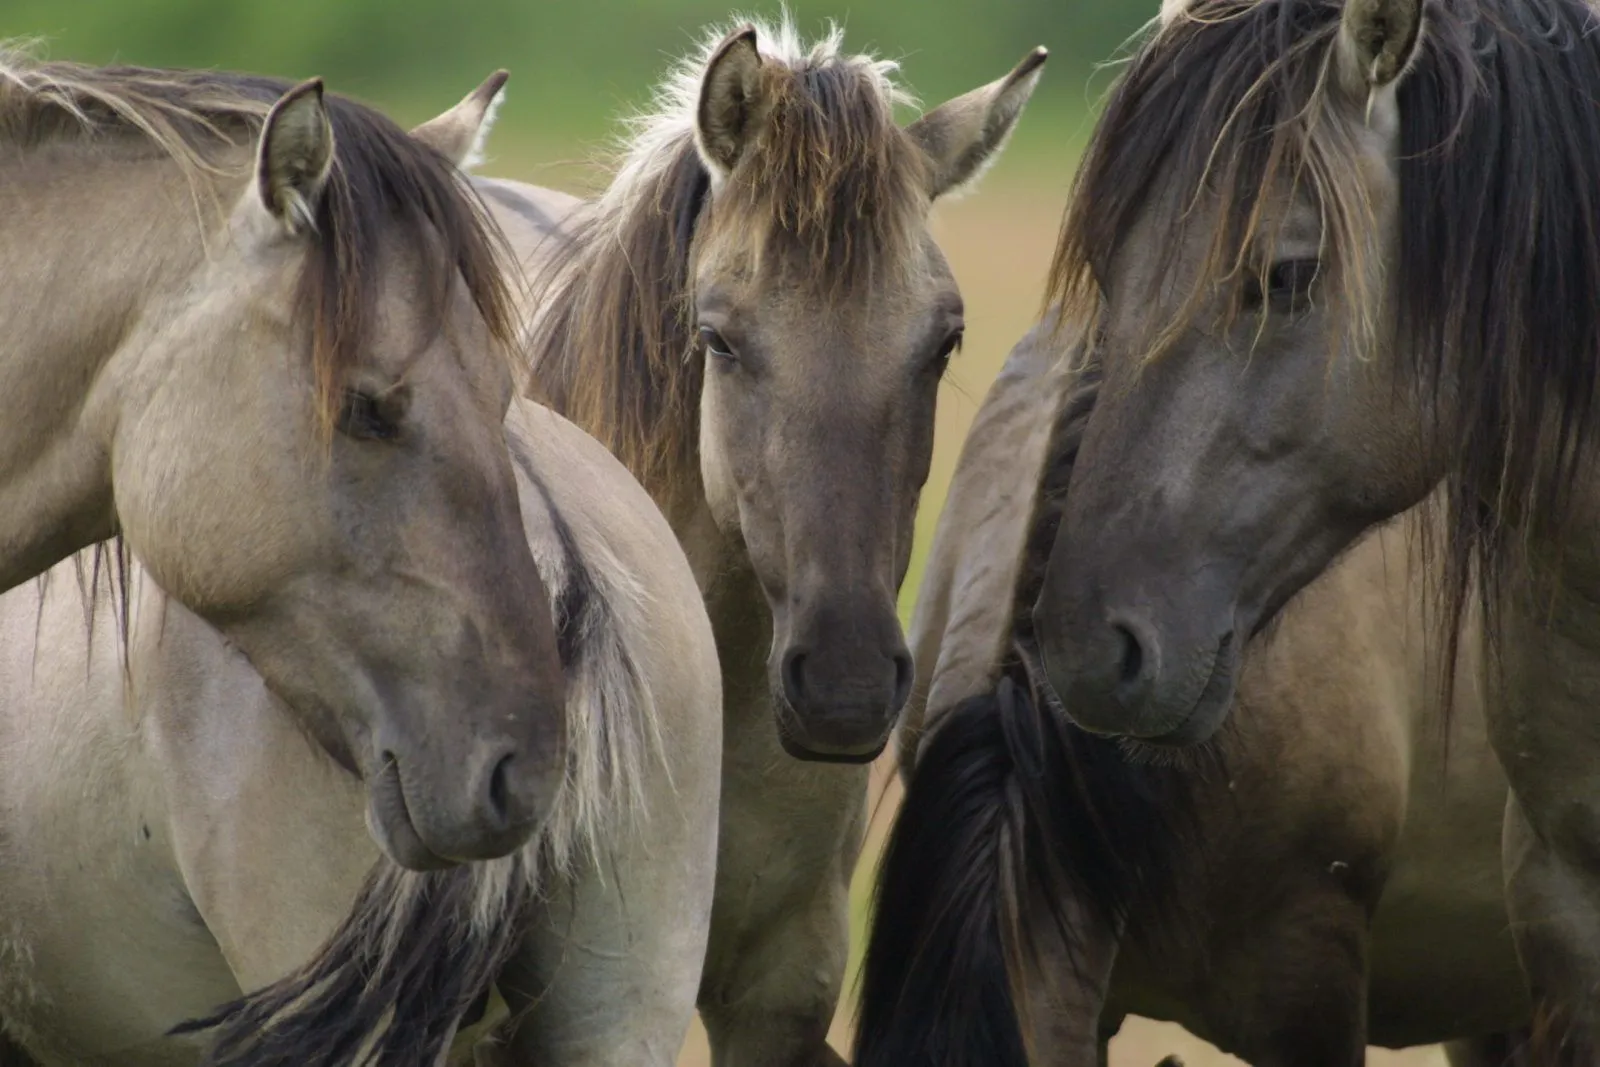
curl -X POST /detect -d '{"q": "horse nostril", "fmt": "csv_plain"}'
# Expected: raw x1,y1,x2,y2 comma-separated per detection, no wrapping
890,651,914,711
486,752,516,827
782,648,809,708
1114,623,1145,689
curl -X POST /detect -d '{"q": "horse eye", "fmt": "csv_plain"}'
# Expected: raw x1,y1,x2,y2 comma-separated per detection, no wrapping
1242,258,1320,313
698,326,736,361
337,390,399,441
931,328,964,369
1268,259,1320,310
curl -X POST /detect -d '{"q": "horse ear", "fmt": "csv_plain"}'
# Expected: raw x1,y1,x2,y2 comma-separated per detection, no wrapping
1335,0,1424,111
411,70,510,171
907,47,1047,201
694,25,769,182
256,78,334,235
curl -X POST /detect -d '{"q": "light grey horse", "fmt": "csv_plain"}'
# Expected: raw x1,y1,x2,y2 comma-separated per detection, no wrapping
0,46,565,869
0,84,722,1067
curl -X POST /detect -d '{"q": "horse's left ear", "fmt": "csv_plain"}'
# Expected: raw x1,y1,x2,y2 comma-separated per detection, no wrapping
695,25,771,182
907,47,1047,201
1335,0,1424,114
410,70,510,171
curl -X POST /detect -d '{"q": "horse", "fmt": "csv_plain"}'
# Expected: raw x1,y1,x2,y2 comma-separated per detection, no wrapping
855,313,1531,1066
0,80,723,1067
0,48,565,868
1025,0,1600,1055
473,18,1045,1064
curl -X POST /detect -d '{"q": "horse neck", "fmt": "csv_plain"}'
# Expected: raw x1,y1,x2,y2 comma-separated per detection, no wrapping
0,143,223,588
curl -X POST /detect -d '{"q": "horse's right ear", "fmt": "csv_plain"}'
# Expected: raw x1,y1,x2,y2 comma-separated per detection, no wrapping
1334,0,1424,120
694,25,770,183
255,78,334,236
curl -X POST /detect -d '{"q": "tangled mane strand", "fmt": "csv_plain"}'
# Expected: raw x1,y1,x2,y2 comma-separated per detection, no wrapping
0,43,519,428
526,16,926,501
1047,0,1600,695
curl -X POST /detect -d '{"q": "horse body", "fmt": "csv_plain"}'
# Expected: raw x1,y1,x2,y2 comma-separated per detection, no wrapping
483,19,1044,1065
0,53,565,870
867,323,1527,1065
0,397,722,1067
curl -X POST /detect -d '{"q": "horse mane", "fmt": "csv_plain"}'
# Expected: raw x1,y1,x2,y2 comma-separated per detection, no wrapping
526,16,927,500
0,42,518,426
1001,325,1214,955
1047,0,1600,681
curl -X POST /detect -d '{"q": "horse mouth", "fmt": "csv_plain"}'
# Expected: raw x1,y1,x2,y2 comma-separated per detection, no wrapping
771,691,891,765
1146,630,1239,746
365,759,456,871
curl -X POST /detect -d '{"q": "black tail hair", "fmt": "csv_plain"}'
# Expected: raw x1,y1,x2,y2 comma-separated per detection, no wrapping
854,673,1195,1066
172,859,533,1067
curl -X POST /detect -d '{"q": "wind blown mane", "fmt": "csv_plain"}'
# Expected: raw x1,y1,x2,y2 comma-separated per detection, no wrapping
526,17,926,500
0,43,518,424
1047,0,1600,673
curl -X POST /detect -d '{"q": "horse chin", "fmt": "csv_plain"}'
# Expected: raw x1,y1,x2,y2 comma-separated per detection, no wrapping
364,760,457,872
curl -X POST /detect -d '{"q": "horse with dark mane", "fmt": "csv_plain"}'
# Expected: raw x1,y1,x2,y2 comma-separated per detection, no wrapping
856,310,1530,1065
1023,0,1600,1056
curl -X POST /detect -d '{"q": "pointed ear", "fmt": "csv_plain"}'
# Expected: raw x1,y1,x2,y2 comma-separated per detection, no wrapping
694,25,771,182
907,47,1047,201
256,78,334,235
410,70,510,171
1334,0,1424,116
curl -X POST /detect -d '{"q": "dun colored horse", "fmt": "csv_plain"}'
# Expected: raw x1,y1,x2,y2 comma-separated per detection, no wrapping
859,315,1530,1065
1032,0,1600,1052
476,19,1044,1064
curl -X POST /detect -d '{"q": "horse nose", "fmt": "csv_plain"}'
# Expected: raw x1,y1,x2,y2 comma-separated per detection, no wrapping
1110,615,1160,707
890,646,914,713
782,646,811,709
473,744,543,845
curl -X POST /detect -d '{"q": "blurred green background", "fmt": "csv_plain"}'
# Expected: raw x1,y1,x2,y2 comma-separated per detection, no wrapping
0,4,1452,1065
0,0,1147,151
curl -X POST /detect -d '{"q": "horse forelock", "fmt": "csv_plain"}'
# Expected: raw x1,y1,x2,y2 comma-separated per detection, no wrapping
525,14,927,501
0,41,520,432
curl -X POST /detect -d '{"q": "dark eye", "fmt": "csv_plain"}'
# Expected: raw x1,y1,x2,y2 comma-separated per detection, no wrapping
699,326,735,363
1244,258,1320,313
930,328,964,371
337,390,399,441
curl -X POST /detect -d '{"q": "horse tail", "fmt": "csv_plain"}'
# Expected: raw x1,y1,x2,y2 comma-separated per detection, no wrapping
172,856,532,1067
854,674,1188,1066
